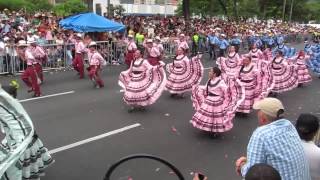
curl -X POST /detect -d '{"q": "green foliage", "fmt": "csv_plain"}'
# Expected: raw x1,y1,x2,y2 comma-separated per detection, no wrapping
176,0,225,17
25,0,53,12
0,0,52,12
53,0,87,17
177,0,320,22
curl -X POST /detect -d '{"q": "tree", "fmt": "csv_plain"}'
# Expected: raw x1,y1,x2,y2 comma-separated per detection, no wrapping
108,4,125,16
182,0,190,20
25,0,53,12
53,0,87,17
0,0,52,12
175,0,318,22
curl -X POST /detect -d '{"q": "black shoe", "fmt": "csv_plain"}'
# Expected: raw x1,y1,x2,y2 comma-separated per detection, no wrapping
298,83,303,88
170,94,177,98
32,94,41,97
128,107,135,113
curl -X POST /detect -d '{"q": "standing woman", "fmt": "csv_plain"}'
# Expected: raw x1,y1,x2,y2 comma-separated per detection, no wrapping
288,51,312,87
248,43,264,63
236,56,263,115
165,48,204,98
217,46,242,80
119,50,166,112
191,67,245,134
270,51,299,95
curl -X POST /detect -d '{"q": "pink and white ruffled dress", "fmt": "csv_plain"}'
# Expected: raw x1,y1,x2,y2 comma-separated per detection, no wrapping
119,58,167,106
191,77,245,133
217,53,242,80
271,57,299,93
165,55,204,94
236,64,261,114
288,56,312,84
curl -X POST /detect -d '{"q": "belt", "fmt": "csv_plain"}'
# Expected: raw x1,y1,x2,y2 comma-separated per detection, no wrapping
241,79,254,83
132,71,142,74
273,67,281,70
208,92,219,97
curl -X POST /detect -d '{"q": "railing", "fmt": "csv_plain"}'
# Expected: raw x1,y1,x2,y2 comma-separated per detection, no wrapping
0,34,311,75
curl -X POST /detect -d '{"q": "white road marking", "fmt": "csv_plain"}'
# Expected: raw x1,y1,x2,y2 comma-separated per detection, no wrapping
48,123,141,154
19,91,75,103
204,67,212,70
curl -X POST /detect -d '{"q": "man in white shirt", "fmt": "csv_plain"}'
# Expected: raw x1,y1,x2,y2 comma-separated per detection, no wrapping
296,113,320,180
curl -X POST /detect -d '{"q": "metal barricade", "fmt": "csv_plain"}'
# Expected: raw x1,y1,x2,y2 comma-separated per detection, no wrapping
0,54,11,75
42,44,67,71
163,42,175,56
95,41,126,65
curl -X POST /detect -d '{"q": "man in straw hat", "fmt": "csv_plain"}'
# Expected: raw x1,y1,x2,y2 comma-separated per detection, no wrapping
87,41,105,88
176,34,189,55
28,38,47,83
236,98,311,180
73,33,86,79
144,38,161,66
125,34,137,67
21,40,41,97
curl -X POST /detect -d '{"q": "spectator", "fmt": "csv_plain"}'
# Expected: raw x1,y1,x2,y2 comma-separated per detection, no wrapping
245,163,281,180
296,113,320,180
236,98,311,180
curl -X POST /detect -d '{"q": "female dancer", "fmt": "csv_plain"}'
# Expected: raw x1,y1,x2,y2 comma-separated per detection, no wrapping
248,43,264,63
165,48,204,98
289,51,312,87
119,50,166,112
217,46,242,80
270,51,299,95
191,67,244,134
236,56,263,115
0,84,54,180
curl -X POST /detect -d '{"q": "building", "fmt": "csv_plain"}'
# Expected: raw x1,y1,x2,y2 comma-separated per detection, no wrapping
48,0,179,16
93,0,179,16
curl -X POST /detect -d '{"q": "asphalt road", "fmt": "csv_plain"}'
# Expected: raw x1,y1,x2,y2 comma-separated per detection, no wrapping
1,43,319,180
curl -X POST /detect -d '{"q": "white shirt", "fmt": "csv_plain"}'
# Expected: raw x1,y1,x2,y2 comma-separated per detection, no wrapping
301,140,320,180
0,41,5,56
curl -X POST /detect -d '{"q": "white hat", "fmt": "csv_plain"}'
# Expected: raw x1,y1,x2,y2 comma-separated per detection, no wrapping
128,34,133,38
18,40,27,46
3,37,9,42
221,34,226,37
27,38,37,44
155,36,161,41
179,34,185,37
75,33,82,38
253,98,284,118
88,41,97,47
146,39,153,43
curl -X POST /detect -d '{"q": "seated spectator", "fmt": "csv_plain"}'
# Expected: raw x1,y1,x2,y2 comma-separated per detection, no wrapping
236,98,310,180
296,113,320,180
245,163,281,180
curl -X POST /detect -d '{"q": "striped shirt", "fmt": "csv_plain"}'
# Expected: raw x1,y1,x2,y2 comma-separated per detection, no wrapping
241,119,311,180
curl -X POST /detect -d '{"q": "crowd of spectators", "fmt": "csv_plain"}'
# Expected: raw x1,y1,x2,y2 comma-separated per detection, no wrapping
1,9,320,74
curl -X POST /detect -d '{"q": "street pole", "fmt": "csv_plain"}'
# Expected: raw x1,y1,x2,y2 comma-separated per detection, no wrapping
107,0,111,17
282,0,287,22
289,0,294,22
164,0,167,18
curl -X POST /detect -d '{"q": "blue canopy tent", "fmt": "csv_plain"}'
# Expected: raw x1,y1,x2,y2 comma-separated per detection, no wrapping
59,13,125,33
